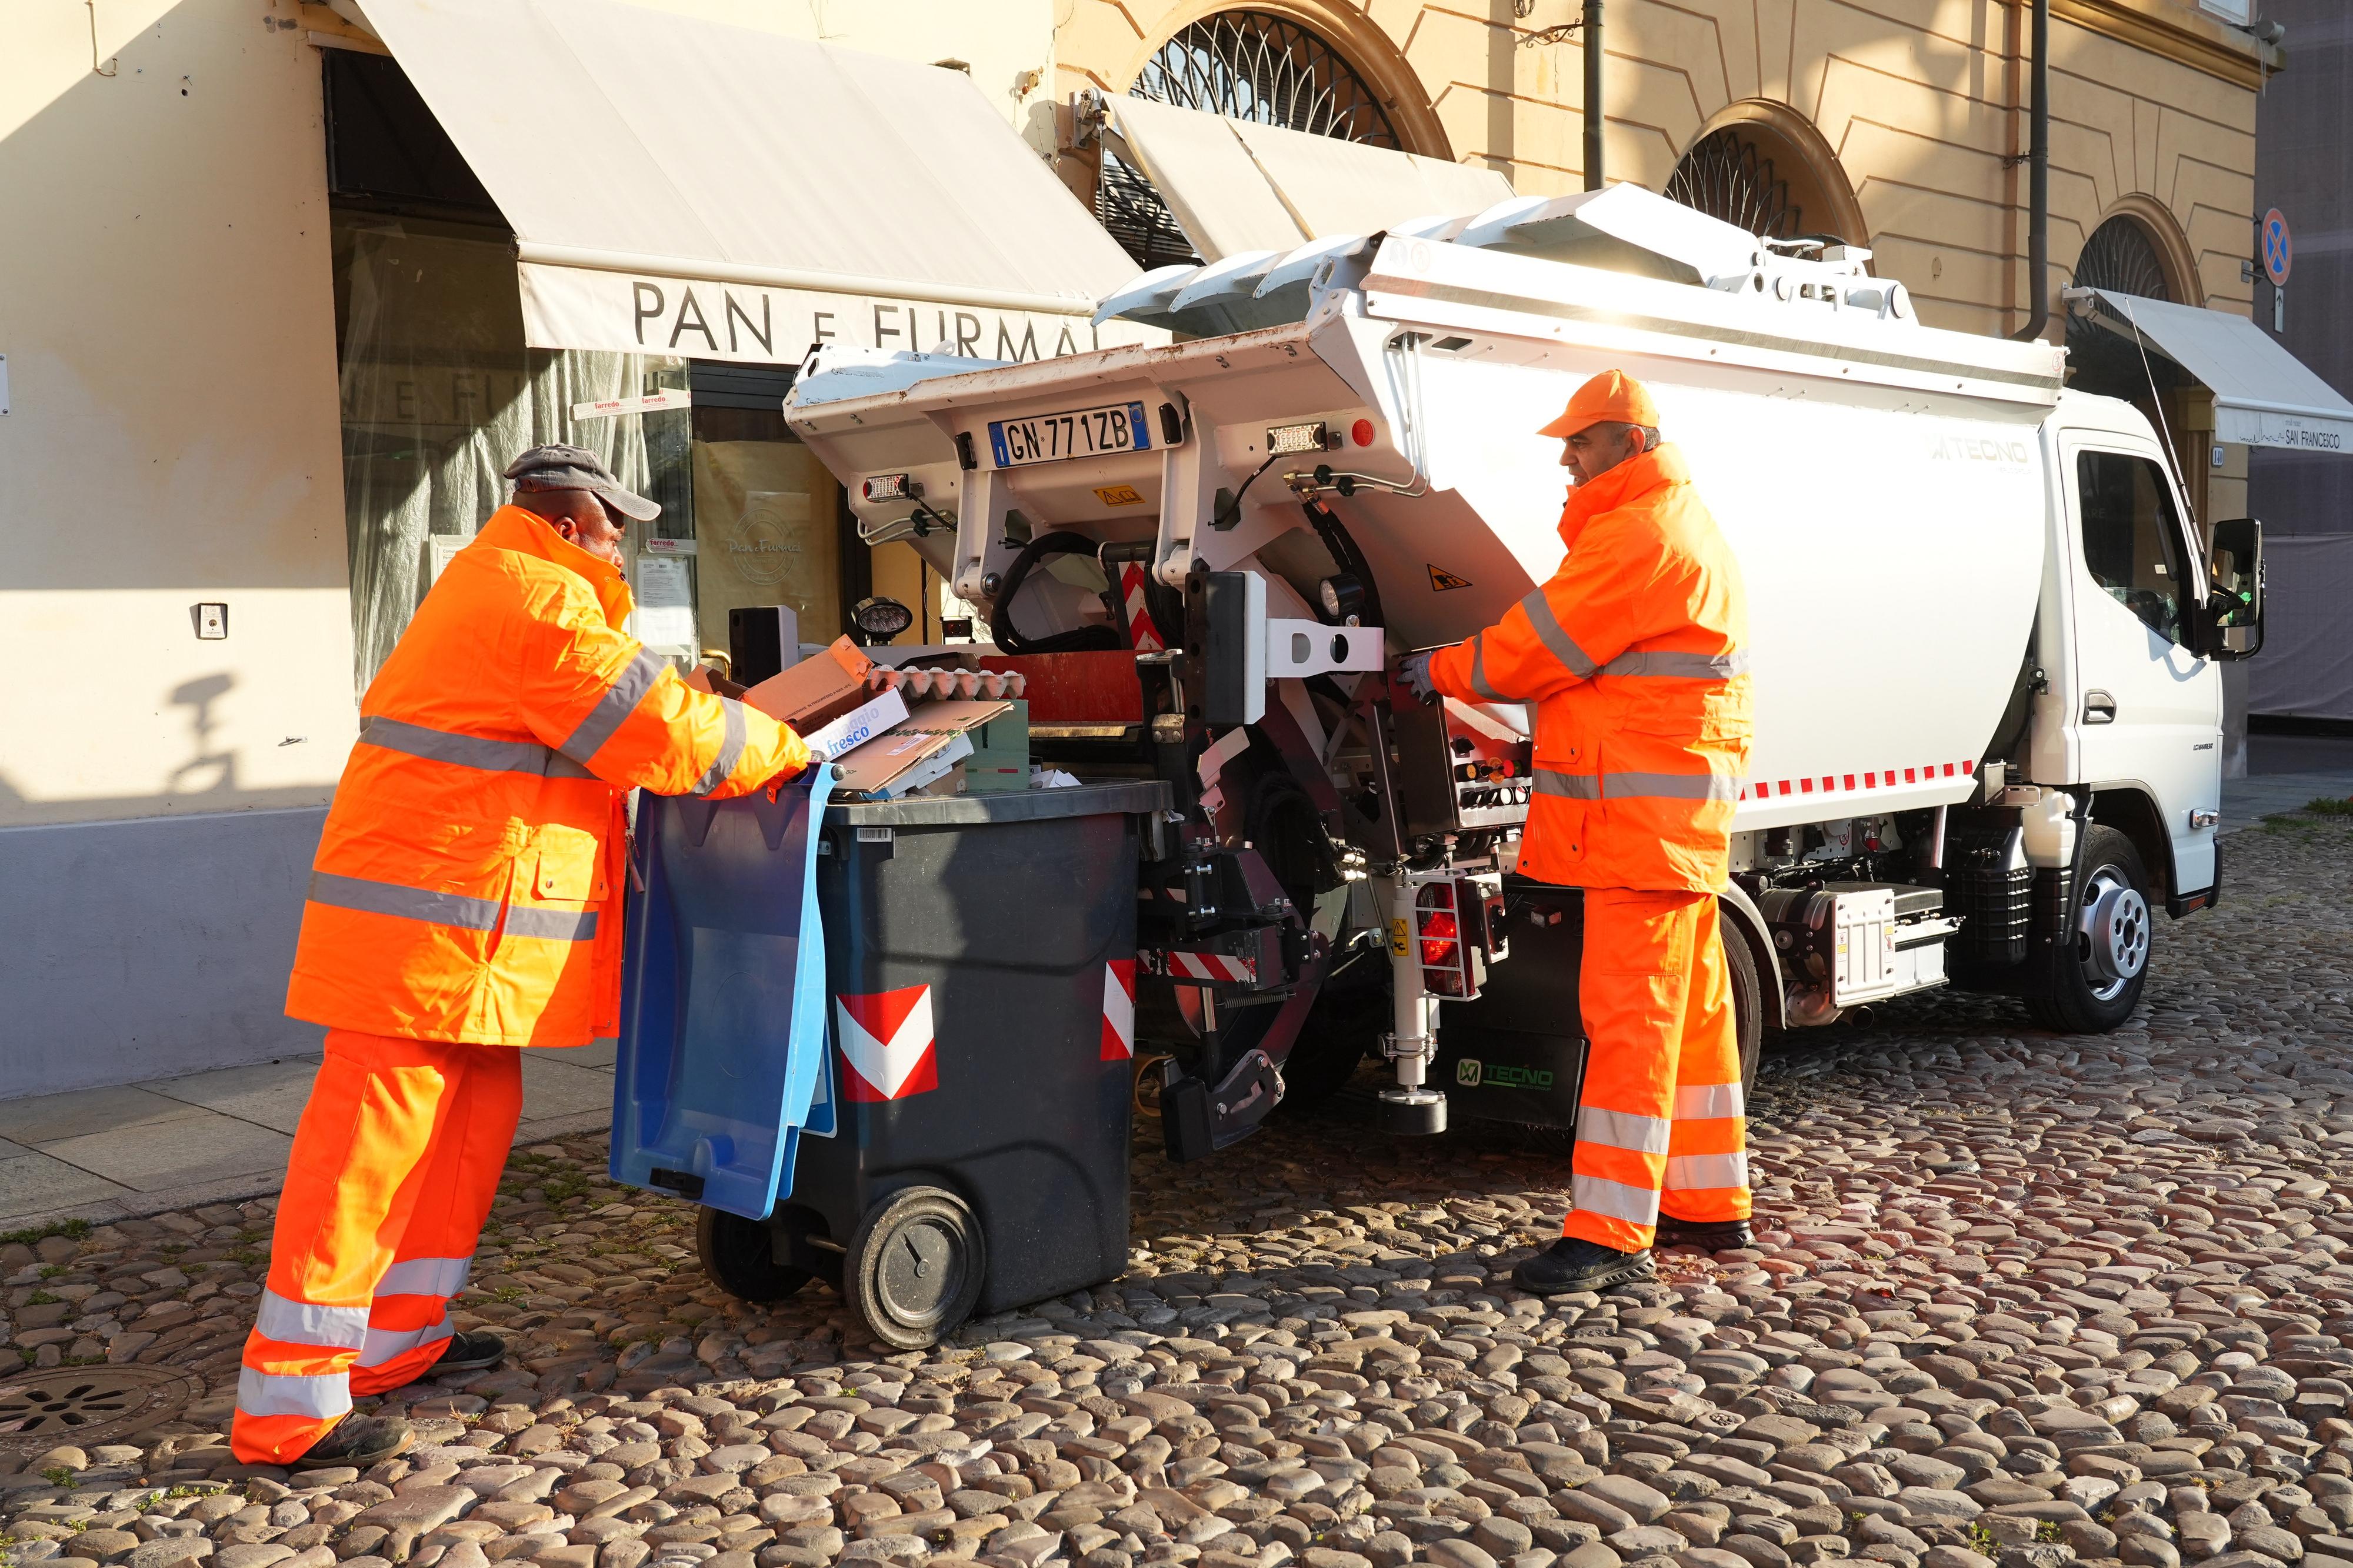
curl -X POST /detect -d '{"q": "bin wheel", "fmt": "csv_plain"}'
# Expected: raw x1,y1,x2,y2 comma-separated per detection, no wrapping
845,1186,986,1350
695,1206,811,1304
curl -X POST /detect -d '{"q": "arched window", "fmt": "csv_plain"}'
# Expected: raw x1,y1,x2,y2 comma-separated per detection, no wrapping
1665,129,1801,240
2069,214,2182,399
1098,11,1401,270
2074,214,2173,300
1665,115,1859,248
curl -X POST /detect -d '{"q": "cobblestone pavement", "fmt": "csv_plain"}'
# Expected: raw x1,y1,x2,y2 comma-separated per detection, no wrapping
5,811,2353,1568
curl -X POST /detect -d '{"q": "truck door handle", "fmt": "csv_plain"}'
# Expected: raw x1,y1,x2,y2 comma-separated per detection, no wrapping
2084,691,2117,724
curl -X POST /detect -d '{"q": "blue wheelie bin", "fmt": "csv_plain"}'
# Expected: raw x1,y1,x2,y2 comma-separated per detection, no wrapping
614,774,1167,1347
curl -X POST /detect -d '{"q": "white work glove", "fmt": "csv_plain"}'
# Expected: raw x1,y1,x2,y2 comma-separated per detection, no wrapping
1398,649,1438,705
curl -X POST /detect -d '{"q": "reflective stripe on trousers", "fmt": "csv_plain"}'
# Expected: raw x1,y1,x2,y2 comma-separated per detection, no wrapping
232,1029,521,1465
1562,888,1749,1253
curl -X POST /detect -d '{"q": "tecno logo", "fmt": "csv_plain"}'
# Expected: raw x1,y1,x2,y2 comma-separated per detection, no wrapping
1454,1058,1557,1090
1929,435,2031,465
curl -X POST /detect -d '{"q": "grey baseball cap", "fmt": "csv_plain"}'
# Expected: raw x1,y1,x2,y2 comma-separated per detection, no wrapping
504,443,661,522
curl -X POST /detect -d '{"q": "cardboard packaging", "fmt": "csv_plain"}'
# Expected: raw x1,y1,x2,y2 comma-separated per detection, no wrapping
831,699,1013,800
741,636,876,733
961,700,1031,794
801,688,911,764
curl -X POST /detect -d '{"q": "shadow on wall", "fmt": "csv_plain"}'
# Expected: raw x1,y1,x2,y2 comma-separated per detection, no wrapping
168,672,238,796
0,670,338,820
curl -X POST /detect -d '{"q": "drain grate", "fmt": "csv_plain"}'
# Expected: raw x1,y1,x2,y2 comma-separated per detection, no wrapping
0,1366,202,1454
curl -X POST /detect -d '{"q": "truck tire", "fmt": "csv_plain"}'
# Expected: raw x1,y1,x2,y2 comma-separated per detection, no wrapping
2025,825,2152,1034
1273,976,1385,1117
1723,910,1765,1094
1518,909,1762,1156
695,1207,810,1304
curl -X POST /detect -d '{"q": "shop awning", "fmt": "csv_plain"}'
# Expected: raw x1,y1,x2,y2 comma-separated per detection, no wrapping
2082,289,2353,453
1099,94,1515,262
351,0,1148,365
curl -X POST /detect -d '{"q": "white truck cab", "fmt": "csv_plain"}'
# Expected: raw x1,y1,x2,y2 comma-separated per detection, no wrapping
786,185,2264,1151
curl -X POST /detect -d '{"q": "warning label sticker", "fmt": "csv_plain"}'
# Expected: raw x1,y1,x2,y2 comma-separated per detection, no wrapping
1428,565,1473,591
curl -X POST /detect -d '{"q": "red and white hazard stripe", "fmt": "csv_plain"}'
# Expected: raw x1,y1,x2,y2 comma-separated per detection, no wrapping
1121,563,1163,652
1738,759,1975,802
1101,960,1136,1060
1169,950,1254,983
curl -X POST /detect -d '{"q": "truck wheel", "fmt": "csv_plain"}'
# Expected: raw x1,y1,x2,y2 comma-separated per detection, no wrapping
2025,825,2152,1034
695,1207,810,1304
1519,911,1762,1156
845,1186,986,1350
1722,910,1764,1095
1273,982,1384,1117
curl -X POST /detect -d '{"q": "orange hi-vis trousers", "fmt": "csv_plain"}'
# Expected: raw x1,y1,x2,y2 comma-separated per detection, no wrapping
231,1029,523,1464
1564,888,1751,1252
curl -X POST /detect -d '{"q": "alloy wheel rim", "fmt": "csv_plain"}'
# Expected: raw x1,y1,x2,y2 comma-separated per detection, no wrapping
2078,865,2150,1000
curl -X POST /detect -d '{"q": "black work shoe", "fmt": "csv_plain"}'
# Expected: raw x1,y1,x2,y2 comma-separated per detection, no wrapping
433,1329,508,1373
1512,1237,1656,1296
295,1412,414,1470
1654,1216,1755,1252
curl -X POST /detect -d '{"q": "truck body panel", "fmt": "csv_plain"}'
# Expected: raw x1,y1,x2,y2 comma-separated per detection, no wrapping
784,187,2238,1145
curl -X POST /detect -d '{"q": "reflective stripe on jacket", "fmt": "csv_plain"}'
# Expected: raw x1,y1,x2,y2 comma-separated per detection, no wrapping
1428,444,1751,891
286,506,809,1045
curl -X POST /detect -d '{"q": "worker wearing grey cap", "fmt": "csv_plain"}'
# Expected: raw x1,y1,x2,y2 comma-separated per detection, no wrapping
232,445,811,1470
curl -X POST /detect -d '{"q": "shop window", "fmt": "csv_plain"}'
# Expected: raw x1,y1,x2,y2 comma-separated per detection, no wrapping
322,51,496,216
679,365,848,665
2077,450,2189,646
332,209,691,685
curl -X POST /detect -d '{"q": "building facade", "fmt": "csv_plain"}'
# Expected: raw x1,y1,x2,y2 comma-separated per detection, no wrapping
0,0,2279,1096
2244,0,2351,721
1058,0,2274,521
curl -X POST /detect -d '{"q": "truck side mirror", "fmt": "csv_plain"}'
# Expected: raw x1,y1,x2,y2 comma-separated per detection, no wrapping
2199,516,2264,661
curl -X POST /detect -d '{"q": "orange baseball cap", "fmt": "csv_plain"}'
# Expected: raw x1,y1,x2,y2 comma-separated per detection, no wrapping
1539,369,1660,438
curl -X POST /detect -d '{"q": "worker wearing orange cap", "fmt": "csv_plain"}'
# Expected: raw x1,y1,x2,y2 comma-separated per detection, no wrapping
1400,370,1754,1295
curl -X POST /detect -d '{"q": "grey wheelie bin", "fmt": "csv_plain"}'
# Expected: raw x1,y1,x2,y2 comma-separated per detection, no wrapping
614,775,1168,1348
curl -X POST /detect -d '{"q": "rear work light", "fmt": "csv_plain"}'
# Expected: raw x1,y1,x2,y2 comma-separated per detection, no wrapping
1266,421,1333,457
1416,883,1473,997
861,472,915,503
1414,879,1507,999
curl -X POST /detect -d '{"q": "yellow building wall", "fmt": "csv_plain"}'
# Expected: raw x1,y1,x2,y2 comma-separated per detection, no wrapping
1058,0,2267,337
0,0,1058,831
0,0,357,829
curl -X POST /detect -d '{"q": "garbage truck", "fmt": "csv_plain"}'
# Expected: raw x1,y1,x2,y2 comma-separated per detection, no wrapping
781,184,2265,1152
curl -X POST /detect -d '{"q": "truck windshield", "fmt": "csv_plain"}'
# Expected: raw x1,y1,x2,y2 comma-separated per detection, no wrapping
2077,450,2189,646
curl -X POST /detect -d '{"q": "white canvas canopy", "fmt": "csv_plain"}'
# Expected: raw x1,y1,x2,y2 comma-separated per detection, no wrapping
354,0,1148,364
1099,93,1514,261
2085,289,2353,454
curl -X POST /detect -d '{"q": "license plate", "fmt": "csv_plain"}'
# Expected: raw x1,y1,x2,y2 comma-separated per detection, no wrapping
988,401,1152,468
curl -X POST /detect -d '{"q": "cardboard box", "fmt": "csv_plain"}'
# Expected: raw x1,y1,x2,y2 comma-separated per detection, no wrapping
961,699,1031,794
801,688,911,764
831,699,1012,800
741,636,876,733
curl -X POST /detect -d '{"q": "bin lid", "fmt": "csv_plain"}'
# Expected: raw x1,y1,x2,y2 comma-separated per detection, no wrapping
826,780,1171,827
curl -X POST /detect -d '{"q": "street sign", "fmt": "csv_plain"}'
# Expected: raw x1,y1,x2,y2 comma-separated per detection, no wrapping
2262,208,2292,286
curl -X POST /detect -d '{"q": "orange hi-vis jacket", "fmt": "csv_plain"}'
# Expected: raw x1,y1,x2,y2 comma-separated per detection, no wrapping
1428,444,1752,891
285,506,808,1047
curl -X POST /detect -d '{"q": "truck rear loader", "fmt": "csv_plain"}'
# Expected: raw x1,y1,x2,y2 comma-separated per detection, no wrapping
782,185,2265,1153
